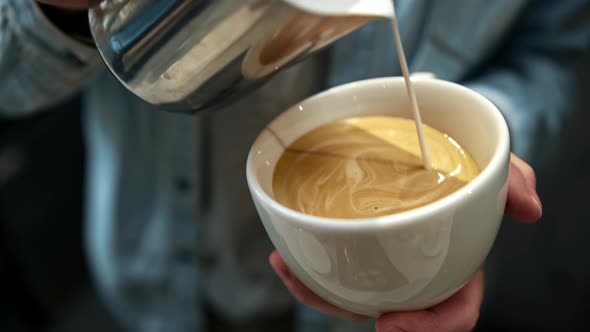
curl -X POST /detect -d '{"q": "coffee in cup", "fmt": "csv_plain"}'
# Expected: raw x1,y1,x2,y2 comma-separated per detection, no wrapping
247,77,510,316
272,116,480,219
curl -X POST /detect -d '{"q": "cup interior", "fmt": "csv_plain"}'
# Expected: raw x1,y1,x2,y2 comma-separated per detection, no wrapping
247,77,509,224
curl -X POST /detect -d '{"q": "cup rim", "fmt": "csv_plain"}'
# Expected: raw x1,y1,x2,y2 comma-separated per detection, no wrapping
246,77,510,233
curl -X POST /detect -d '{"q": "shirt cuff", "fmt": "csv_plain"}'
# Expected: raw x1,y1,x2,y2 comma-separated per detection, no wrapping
27,0,98,64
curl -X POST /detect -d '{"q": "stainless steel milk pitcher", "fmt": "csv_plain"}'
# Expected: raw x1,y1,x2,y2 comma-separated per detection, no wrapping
88,0,394,112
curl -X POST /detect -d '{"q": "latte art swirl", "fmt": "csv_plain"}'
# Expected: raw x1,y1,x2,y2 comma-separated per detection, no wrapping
272,116,480,219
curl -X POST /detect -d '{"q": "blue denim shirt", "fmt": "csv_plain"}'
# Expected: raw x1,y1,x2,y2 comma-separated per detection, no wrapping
1,1,589,331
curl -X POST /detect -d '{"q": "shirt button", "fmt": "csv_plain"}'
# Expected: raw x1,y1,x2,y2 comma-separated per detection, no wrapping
174,247,195,264
175,177,192,193
196,250,216,269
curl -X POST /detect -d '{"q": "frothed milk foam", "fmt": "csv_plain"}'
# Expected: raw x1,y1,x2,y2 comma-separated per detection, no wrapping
271,10,481,219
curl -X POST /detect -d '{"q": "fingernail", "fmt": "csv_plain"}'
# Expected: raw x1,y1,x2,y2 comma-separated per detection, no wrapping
531,194,543,219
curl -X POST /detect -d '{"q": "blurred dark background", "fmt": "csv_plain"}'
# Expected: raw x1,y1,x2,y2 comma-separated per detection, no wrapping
1,86,590,331
0,96,122,332
477,81,590,331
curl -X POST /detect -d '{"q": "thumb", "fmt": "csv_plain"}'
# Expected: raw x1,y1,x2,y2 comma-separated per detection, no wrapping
505,154,542,223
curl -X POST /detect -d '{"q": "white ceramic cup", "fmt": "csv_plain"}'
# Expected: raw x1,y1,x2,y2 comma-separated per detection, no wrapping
246,77,510,316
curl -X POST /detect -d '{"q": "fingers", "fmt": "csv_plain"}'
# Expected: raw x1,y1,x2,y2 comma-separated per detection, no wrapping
269,251,368,322
376,269,485,332
269,153,539,331
510,154,537,189
272,252,486,331
505,154,542,223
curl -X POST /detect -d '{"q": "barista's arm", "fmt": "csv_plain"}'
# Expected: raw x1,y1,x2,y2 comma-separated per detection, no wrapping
0,0,101,116
464,0,590,166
